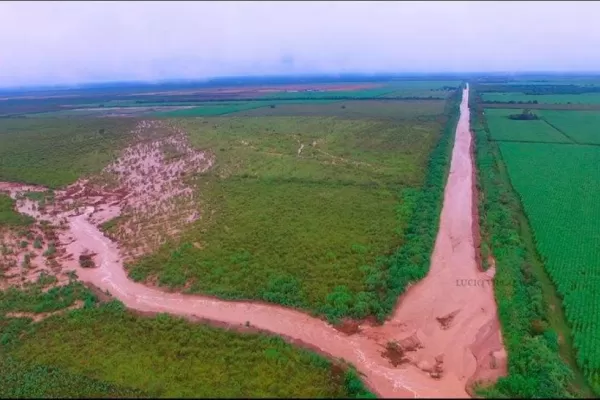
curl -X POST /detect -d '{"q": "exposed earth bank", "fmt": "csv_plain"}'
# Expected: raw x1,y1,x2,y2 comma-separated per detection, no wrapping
0,85,506,398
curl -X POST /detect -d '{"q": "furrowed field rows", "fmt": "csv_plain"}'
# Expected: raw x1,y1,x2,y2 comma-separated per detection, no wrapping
498,141,600,392
484,109,570,143
538,110,600,145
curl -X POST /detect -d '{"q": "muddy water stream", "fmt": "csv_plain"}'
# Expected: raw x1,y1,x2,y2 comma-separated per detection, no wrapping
3,85,505,398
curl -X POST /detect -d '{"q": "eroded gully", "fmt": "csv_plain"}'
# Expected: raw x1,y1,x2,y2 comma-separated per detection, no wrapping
6,85,506,398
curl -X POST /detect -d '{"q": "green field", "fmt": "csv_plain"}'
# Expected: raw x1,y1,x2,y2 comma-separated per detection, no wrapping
482,92,600,104
379,80,460,99
129,93,458,322
259,86,397,100
0,118,136,188
471,100,588,398
153,100,336,118
484,109,570,143
0,282,371,398
538,110,600,145
232,100,446,119
498,141,600,393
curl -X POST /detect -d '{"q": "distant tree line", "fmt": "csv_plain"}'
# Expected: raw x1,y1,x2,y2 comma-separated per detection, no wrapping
485,100,539,105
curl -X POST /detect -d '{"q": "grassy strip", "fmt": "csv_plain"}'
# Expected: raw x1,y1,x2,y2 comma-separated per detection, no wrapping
469,88,590,398
0,282,374,398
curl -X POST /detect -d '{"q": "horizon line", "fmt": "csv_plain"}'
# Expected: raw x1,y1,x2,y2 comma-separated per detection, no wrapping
2,70,600,93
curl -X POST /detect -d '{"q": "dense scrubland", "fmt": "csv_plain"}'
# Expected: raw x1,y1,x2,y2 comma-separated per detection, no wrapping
128,92,460,322
470,84,598,397
0,281,372,398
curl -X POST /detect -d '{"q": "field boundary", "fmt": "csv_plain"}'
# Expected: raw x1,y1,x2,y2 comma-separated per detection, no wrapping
540,118,578,143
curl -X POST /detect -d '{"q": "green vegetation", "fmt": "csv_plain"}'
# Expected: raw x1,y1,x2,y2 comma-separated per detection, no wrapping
539,110,600,144
0,194,33,227
260,86,397,100
129,92,459,322
0,283,373,398
233,100,446,119
470,88,593,398
482,92,600,104
498,142,600,393
380,81,460,99
153,100,334,118
0,118,136,188
484,108,570,143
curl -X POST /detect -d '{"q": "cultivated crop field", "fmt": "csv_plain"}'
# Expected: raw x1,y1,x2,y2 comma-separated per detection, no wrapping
0,118,137,188
498,142,600,392
476,77,600,396
379,80,460,99
484,108,570,143
538,110,600,144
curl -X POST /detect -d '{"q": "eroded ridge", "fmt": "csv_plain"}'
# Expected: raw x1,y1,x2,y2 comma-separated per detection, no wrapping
0,87,506,398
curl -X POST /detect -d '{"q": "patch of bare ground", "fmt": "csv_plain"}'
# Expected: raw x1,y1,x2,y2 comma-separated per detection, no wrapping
0,221,71,290
34,120,214,264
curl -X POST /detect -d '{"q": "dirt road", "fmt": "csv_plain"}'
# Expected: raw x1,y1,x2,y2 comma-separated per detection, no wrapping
3,85,505,398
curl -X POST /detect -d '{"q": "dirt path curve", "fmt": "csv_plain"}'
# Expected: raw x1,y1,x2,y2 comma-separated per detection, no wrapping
2,85,505,398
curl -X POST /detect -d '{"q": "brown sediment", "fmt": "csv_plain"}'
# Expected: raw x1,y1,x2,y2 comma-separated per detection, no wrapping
0,85,506,398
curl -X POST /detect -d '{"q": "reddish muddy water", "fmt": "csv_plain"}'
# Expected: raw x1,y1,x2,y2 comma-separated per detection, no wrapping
2,85,505,398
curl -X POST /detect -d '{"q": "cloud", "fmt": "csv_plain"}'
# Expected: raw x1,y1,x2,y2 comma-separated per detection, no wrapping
0,1,599,87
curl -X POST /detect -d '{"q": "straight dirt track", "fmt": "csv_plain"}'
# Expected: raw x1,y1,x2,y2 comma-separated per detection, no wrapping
2,85,506,398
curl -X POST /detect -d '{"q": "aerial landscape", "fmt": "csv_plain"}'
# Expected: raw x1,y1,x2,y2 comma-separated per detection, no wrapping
1,1,599,398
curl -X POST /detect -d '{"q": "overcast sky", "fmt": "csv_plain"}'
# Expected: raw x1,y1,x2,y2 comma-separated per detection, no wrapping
1,1,599,87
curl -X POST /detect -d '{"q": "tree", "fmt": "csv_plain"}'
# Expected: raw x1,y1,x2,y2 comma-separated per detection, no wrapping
508,109,538,121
